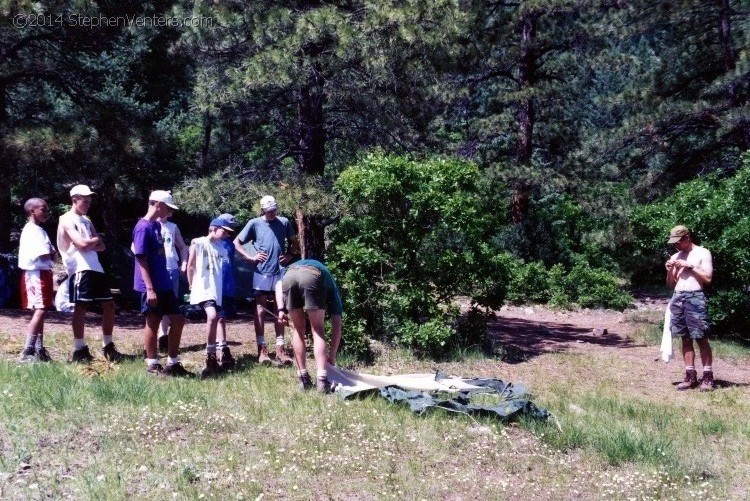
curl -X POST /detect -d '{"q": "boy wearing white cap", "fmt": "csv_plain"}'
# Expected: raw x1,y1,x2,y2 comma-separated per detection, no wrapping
234,195,297,366
133,190,192,377
56,184,123,363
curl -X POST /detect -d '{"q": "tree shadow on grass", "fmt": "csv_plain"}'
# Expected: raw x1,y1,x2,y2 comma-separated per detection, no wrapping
488,316,637,364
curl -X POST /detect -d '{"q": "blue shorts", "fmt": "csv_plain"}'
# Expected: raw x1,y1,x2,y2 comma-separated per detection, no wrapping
140,290,180,316
198,299,222,313
670,291,710,339
218,296,236,319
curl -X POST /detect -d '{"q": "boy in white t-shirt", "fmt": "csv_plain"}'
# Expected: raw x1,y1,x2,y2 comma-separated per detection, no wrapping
156,205,189,353
187,218,233,379
18,198,56,362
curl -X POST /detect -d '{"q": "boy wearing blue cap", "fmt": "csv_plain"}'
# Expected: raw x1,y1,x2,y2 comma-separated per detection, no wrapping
187,217,234,378
215,214,238,370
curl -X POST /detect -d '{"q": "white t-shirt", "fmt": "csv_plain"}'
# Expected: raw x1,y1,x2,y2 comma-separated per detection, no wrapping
18,222,55,271
57,212,104,274
161,221,180,270
189,237,226,306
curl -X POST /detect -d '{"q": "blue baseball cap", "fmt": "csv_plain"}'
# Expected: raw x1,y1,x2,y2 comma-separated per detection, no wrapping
210,217,235,233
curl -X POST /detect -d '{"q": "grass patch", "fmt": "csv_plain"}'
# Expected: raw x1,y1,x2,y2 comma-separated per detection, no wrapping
1,313,748,499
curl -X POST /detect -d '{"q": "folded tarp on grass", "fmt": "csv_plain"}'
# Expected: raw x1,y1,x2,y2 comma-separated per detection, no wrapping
327,365,549,421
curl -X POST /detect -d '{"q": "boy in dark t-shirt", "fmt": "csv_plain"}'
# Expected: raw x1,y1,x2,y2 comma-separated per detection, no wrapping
133,190,192,377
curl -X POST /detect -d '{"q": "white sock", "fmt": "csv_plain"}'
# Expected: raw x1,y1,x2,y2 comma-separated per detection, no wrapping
168,356,179,365
218,340,228,349
74,338,86,350
275,337,285,347
703,366,713,373
298,369,309,377
102,335,113,347
206,344,216,354
685,365,695,372
35,335,44,350
318,370,327,380
146,358,159,367
256,336,265,346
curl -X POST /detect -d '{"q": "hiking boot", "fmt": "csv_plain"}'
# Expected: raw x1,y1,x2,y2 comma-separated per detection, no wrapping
219,346,236,371
158,335,169,354
317,377,332,394
676,369,699,390
275,346,294,367
147,362,164,375
163,362,194,378
18,346,36,363
299,373,313,391
35,347,53,362
258,346,275,366
70,346,94,364
700,371,715,392
102,342,124,363
200,353,220,380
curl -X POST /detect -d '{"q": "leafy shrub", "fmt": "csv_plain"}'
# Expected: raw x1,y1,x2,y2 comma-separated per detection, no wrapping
505,258,633,310
328,153,512,357
397,318,456,357
454,305,494,352
507,261,552,304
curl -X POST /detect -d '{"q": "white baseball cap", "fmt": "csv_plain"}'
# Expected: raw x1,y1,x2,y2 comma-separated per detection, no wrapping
149,190,179,210
260,195,278,211
70,184,95,197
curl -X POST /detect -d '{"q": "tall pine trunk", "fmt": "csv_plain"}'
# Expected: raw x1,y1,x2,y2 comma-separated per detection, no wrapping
295,65,327,259
0,84,11,252
512,12,538,225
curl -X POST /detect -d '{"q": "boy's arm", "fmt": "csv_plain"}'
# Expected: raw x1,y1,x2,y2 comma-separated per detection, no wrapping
135,255,157,306
174,225,190,272
62,218,102,251
328,315,342,366
187,243,197,290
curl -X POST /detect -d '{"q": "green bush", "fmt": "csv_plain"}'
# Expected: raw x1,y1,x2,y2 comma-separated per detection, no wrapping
454,305,494,352
507,261,552,304
397,318,456,357
328,153,512,357
505,258,633,310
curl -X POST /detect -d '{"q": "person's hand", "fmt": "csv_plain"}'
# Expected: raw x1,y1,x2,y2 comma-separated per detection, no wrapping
278,311,289,326
279,252,291,265
146,288,157,307
180,261,187,273
675,259,693,270
666,259,676,270
254,251,268,263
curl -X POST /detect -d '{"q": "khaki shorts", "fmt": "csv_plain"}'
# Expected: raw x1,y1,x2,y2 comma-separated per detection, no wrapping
283,265,325,311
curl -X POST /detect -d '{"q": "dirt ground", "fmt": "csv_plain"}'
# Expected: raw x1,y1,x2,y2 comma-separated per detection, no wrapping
487,293,750,393
2,293,748,389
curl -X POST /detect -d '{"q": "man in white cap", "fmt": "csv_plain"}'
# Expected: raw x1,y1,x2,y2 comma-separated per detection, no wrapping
234,195,297,365
132,190,192,376
56,184,123,363
665,225,715,391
